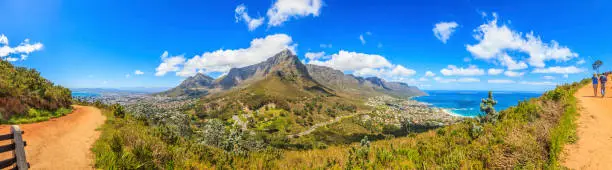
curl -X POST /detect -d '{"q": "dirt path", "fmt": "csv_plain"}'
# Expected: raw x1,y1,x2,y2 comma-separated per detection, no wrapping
563,80,612,169
0,105,106,170
289,112,362,138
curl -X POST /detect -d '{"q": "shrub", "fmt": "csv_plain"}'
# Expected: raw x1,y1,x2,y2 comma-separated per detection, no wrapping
111,104,126,118
0,60,72,118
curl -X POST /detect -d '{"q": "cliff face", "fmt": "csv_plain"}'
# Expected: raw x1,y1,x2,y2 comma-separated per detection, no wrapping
216,49,315,89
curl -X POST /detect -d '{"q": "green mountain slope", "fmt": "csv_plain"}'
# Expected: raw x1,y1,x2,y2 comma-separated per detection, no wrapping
196,50,362,134
0,60,72,120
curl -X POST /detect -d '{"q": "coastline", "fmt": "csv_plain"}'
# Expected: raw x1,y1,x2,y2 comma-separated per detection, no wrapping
412,98,473,117
440,108,473,117
413,90,542,118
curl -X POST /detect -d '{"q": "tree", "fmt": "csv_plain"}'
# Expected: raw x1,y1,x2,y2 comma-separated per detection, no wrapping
593,60,603,74
480,91,499,123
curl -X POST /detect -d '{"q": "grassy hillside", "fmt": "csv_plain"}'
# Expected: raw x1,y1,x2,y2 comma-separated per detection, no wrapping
0,60,72,123
196,73,368,147
90,77,589,169
268,79,589,169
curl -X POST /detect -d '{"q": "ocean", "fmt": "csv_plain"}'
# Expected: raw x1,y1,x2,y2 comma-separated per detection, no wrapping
413,90,543,117
71,92,101,98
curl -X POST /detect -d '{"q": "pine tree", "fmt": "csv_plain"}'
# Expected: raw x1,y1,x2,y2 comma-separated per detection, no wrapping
480,91,499,123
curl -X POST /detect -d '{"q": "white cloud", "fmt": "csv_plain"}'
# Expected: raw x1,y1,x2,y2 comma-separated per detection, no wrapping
125,74,131,78
0,35,43,61
499,53,528,70
576,59,585,65
267,0,323,27
155,51,186,76
433,21,459,43
0,34,7,45
542,76,555,80
532,66,585,74
235,4,265,31
353,65,416,80
504,70,525,77
440,65,485,76
390,65,416,76
458,77,481,82
487,68,504,75
305,51,326,60
425,71,436,77
134,70,144,75
519,81,557,86
466,13,578,68
319,44,332,48
488,79,515,84
359,34,366,45
434,77,480,83
175,34,297,77
308,50,417,82
5,57,18,62
308,50,392,71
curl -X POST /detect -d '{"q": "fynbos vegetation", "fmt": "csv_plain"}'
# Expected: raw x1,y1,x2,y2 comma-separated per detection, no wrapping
88,79,589,169
0,60,72,123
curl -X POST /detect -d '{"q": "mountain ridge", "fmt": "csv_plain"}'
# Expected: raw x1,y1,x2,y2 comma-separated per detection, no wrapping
159,49,425,98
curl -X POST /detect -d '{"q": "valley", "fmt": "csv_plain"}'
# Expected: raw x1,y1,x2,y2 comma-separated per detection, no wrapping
104,50,452,149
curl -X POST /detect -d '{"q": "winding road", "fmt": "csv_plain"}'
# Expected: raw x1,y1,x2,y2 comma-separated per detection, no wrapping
289,112,363,138
563,79,612,169
0,105,105,170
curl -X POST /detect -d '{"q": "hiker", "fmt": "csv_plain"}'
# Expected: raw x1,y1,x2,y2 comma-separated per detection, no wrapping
600,73,608,97
592,73,599,97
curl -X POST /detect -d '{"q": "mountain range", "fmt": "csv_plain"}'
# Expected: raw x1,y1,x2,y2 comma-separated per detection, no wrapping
160,49,425,98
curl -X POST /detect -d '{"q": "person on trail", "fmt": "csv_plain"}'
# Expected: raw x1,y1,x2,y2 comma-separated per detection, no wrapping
592,73,599,97
600,73,608,97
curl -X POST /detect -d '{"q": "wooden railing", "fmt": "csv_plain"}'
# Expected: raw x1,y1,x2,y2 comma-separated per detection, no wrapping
0,125,28,170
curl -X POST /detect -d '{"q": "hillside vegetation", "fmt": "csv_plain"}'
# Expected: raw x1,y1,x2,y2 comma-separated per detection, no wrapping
89,76,588,169
0,60,72,123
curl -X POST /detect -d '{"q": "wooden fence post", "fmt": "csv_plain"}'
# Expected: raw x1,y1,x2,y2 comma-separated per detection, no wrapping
11,125,27,170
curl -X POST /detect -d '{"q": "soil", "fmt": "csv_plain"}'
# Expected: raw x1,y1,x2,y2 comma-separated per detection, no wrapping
563,80,612,169
0,105,105,170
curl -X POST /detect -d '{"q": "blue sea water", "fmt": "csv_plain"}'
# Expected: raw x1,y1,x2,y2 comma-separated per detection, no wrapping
413,90,542,117
71,92,101,98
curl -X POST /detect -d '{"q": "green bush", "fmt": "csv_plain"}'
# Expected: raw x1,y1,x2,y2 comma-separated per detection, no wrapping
111,104,126,118
1,107,72,124
0,60,72,118
89,78,591,169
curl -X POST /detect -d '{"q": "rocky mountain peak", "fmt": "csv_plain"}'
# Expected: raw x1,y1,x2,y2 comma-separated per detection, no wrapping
160,49,425,98
265,49,299,65
217,49,310,89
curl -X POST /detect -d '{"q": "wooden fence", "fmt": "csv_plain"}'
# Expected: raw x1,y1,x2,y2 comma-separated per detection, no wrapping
0,125,28,170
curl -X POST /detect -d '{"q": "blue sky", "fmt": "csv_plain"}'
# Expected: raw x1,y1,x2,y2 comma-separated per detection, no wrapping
1,0,611,91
